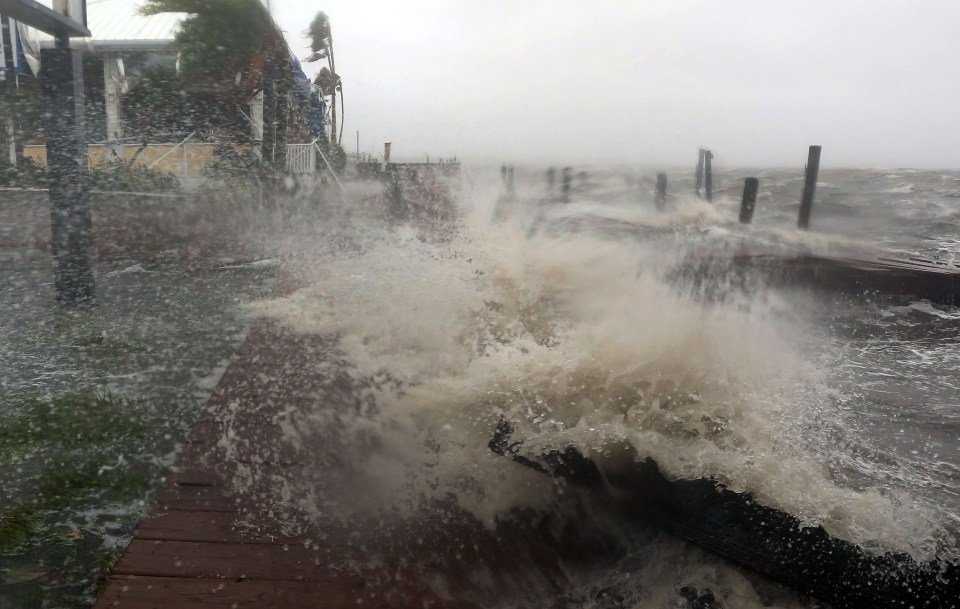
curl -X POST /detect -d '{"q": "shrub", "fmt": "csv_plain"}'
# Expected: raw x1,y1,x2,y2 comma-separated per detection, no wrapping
88,160,180,192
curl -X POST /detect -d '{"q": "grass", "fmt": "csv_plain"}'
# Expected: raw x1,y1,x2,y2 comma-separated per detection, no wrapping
0,391,174,607
0,393,148,463
41,312,140,356
0,391,163,555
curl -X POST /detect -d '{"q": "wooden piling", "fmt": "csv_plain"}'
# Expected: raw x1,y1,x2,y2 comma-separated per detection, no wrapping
704,150,714,202
798,145,821,230
655,173,668,211
740,177,759,224
695,148,705,198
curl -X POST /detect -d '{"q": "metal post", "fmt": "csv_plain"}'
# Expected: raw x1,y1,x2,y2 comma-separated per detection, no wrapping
704,150,714,203
695,148,705,198
43,33,94,305
740,177,759,224
798,145,822,230
655,172,667,211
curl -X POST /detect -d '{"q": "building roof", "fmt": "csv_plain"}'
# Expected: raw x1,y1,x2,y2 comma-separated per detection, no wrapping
86,0,186,46
30,0,188,51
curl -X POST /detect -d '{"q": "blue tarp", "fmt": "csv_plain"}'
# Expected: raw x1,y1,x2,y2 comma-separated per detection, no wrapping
0,22,35,80
290,50,325,136
292,54,309,83
15,25,29,76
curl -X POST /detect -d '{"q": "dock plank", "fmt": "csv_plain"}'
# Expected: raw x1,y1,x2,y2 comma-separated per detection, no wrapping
134,509,305,545
112,540,346,581
97,575,473,609
153,485,237,512
95,320,570,608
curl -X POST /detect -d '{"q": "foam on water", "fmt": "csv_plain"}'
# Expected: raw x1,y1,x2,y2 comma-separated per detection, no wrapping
249,176,950,568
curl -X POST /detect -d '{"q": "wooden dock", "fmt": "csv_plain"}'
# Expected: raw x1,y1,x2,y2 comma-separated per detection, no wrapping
674,247,960,305
94,321,569,609
749,253,960,304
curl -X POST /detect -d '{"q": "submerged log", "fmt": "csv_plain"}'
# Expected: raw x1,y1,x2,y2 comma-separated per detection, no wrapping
489,420,960,609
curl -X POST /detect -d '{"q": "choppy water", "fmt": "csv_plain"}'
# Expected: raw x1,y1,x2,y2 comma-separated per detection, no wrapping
249,166,960,607
3,168,959,608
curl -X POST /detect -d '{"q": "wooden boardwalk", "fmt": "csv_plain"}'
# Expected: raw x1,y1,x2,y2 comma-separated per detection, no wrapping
94,321,569,609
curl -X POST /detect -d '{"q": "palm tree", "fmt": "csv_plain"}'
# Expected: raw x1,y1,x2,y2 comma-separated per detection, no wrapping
305,11,342,146
141,0,292,163
139,0,277,88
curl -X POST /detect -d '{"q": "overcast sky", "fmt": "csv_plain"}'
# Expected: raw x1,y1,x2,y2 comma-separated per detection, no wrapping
271,1,960,168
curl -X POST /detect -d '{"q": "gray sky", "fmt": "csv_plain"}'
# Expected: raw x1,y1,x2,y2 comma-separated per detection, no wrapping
272,1,960,168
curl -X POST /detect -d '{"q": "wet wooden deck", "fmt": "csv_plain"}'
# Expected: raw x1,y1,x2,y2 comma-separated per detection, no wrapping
94,321,568,609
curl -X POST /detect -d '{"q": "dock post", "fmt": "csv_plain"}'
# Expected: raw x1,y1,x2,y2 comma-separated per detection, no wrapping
740,177,759,224
695,148,705,198
42,33,95,306
655,173,667,211
704,150,714,202
798,145,821,230
562,167,572,202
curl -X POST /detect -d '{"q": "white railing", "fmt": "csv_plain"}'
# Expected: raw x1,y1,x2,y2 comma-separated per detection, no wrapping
284,141,346,194
285,143,316,174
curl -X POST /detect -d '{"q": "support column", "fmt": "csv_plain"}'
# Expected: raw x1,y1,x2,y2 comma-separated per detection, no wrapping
250,90,263,160
5,119,14,164
275,90,287,168
42,34,95,306
2,16,18,165
261,55,277,164
102,53,123,162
